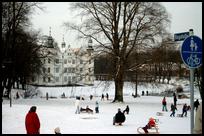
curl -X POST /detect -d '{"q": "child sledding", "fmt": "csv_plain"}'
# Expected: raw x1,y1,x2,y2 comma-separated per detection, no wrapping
137,117,159,134
80,106,93,114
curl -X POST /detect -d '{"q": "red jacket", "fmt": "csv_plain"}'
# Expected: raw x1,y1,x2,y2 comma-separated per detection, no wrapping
148,118,156,127
25,111,40,134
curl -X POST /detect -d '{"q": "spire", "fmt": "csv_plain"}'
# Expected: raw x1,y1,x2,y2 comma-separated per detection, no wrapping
61,34,66,48
49,27,51,36
87,36,93,52
47,27,53,48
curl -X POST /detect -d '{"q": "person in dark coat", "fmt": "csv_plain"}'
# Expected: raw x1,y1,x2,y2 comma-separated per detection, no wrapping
162,97,168,111
194,99,200,111
25,106,40,134
101,94,104,101
95,101,99,113
123,105,130,114
170,103,177,117
181,103,188,117
106,93,109,100
173,92,177,107
90,95,93,100
113,108,126,125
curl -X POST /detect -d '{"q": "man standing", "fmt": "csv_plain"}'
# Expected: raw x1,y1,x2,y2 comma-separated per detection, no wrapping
173,92,177,107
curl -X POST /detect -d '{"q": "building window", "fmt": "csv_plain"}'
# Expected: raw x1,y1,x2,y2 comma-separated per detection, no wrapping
72,68,75,73
68,76,71,84
80,60,83,64
43,67,46,73
56,67,59,73
89,60,91,64
43,77,46,82
55,77,59,82
48,77,51,82
80,68,83,72
72,76,76,83
48,67,50,73
44,59,46,63
68,59,71,63
64,68,67,73
68,68,71,73
64,59,67,64
72,59,75,64
79,77,82,81
55,59,59,64
64,76,67,82
48,58,51,63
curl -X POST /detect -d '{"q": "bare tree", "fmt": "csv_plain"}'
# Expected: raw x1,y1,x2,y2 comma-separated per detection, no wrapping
64,2,170,102
1,2,44,103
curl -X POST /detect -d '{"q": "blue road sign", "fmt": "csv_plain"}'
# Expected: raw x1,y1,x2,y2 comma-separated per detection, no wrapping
180,35,202,69
174,32,189,41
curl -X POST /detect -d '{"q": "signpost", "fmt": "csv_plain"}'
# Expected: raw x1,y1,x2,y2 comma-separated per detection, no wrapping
180,29,202,134
174,32,189,41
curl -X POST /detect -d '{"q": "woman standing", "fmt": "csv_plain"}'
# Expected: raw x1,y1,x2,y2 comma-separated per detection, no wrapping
25,106,40,134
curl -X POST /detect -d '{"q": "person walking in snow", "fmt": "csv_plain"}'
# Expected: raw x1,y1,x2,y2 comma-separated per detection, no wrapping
181,103,188,117
95,101,99,113
75,96,80,114
170,103,177,117
25,106,40,134
123,105,130,114
162,97,168,111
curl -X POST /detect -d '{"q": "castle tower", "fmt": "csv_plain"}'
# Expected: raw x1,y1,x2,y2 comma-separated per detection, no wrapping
87,36,93,52
47,27,54,48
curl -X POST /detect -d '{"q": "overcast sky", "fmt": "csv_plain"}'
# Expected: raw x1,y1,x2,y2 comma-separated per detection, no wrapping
30,2,202,48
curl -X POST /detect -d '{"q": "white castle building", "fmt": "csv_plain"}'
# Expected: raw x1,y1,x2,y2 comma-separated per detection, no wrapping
30,28,94,86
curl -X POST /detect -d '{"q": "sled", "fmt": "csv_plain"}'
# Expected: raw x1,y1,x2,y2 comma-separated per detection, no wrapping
80,107,93,114
137,119,159,134
137,126,159,134
156,112,164,116
113,122,124,126
177,114,183,117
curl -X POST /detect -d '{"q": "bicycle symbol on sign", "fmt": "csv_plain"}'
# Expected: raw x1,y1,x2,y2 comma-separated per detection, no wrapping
187,54,200,67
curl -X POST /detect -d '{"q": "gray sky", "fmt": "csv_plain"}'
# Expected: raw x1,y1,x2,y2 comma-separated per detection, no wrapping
31,2,202,48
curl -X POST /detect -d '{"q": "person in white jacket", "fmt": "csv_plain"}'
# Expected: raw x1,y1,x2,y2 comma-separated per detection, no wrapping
75,97,80,114
193,101,202,134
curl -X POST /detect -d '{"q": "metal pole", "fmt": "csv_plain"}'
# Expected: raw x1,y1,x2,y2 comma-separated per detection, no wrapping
190,68,194,134
189,29,194,134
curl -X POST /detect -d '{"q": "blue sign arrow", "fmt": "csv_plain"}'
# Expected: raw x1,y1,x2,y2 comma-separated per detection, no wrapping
180,35,202,68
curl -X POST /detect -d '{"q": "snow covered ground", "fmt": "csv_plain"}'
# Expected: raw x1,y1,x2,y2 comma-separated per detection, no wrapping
2,78,202,134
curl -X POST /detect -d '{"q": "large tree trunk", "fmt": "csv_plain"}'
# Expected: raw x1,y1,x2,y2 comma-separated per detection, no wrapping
113,59,124,102
113,73,124,102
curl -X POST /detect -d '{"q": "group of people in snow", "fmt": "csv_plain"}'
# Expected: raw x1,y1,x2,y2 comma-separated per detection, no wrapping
161,93,200,118
24,92,202,134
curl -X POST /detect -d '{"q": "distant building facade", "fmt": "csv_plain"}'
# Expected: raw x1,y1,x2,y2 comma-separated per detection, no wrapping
30,29,94,86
